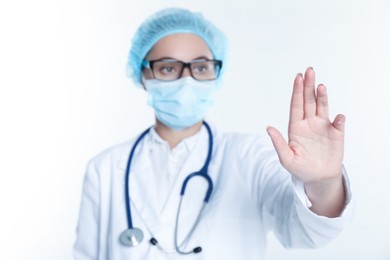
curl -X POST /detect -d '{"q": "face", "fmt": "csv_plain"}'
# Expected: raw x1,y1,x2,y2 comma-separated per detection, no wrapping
142,33,213,83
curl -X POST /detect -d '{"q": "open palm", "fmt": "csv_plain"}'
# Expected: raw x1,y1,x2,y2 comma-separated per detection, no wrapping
267,67,345,183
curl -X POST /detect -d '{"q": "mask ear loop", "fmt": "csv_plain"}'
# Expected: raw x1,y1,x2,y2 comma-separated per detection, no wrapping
141,76,148,90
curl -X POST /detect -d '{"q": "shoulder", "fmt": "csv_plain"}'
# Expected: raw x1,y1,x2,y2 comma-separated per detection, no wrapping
208,121,271,148
203,121,277,159
86,136,139,170
219,131,275,155
213,130,281,173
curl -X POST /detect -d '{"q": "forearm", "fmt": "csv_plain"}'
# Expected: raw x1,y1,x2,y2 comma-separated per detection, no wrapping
304,174,345,218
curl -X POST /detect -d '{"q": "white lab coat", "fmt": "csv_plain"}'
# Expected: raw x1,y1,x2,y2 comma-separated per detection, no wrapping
74,123,352,260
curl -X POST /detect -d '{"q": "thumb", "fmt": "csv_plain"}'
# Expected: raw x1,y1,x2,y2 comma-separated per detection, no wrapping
332,114,346,132
266,126,293,167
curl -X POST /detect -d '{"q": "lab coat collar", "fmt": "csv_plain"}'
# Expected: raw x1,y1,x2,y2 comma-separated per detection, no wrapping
117,120,220,171
148,126,200,155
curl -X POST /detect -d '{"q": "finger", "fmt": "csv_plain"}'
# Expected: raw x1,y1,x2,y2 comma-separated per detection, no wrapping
332,114,346,133
303,67,317,118
316,84,329,119
266,126,294,167
289,73,304,123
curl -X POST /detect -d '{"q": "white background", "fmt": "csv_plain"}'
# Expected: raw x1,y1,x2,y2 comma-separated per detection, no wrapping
1,0,389,259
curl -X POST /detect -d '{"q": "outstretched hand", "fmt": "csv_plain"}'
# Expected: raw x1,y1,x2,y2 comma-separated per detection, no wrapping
267,67,346,217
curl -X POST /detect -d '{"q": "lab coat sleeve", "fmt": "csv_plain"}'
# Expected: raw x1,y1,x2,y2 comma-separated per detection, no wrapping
235,135,353,249
281,171,352,248
291,169,351,210
73,159,100,260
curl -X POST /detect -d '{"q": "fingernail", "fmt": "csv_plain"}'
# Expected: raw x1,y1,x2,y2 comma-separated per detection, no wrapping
319,84,327,93
296,73,303,78
307,67,314,71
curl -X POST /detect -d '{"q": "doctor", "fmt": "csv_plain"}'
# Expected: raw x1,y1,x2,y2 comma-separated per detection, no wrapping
74,8,352,260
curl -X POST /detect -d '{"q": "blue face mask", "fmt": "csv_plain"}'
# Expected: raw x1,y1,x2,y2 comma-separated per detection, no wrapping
144,77,217,130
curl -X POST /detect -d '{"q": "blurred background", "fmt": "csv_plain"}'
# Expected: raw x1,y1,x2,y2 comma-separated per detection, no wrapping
0,0,389,259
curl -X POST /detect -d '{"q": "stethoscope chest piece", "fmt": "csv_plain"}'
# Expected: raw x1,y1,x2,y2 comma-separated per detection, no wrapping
120,228,144,247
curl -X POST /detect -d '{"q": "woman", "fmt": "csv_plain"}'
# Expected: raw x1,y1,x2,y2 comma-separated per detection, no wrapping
74,8,352,260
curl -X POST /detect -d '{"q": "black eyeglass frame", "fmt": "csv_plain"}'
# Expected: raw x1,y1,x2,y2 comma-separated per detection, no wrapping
141,59,223,81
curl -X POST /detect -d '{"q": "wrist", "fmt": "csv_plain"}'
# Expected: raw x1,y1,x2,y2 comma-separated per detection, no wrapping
304,174,345,217
305,174,343,192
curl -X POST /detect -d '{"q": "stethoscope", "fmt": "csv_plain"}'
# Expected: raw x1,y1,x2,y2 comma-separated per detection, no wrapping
119,121,214,255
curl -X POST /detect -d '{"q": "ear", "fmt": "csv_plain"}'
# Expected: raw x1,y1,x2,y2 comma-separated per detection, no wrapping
140,77,147,91
141,68,153,91
140,74,148,91
140,71,148,91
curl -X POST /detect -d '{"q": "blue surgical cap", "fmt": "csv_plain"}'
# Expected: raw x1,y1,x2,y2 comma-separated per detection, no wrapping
127,8,228,86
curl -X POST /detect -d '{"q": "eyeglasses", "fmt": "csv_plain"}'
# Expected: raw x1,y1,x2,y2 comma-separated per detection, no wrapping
142,59,222,81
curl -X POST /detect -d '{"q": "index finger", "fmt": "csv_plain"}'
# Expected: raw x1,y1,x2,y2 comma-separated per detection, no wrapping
289,73,304,123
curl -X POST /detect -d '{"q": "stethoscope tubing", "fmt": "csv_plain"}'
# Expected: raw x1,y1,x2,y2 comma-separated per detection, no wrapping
124,127,151,229
180,121,213,202
123,121,213,253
